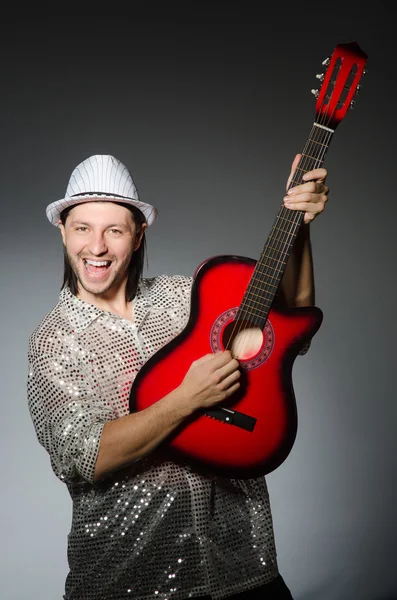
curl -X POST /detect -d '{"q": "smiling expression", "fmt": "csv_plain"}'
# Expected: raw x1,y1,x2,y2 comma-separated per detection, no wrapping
59,201,146,300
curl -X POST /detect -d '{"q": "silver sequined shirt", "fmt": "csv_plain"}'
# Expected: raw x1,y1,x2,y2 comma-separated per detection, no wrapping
27,277,280,600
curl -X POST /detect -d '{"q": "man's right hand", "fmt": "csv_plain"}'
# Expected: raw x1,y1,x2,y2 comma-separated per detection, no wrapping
178,351,241,412
94,351,240,480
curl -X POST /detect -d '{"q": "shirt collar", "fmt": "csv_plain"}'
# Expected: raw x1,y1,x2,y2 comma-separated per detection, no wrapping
60,283,152,334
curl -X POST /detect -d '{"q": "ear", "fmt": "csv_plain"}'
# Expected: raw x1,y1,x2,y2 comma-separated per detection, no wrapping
58,220,67,245
134,222,147,251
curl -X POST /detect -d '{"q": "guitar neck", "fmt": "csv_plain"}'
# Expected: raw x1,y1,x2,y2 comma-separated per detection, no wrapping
235,40,368,330
237,121,335,328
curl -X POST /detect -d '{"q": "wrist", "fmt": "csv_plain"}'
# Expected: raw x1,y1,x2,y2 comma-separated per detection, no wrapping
161,386,197,422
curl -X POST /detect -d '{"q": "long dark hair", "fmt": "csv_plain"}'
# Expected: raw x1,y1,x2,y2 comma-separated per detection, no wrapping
60,202,147,302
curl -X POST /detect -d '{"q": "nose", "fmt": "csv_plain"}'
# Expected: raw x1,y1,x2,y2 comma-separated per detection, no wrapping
88,231,108,256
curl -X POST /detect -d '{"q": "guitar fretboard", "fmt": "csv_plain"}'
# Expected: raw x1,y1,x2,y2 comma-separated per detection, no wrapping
236,122,334,328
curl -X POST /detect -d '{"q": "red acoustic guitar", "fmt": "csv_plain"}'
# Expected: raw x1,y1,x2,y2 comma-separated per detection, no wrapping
129,42,368,478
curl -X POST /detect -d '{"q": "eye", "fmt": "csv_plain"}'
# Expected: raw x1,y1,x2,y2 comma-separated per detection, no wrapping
75,226,88,232
108,228,122,235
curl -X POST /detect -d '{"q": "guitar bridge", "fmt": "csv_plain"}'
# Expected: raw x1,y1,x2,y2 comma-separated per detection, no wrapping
204,407,256,432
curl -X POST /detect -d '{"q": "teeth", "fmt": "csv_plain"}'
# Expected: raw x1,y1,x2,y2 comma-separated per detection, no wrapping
85,260,110,267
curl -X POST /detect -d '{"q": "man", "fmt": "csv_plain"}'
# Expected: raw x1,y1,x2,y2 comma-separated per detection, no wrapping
27,153,328,600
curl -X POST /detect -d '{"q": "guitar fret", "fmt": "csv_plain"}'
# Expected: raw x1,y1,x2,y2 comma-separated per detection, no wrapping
263,241,293,253
306,138,328,149
252,271,279,283
249,280,278,291
257,258,286,271
245,289,274,303
301,151,321,162
239,304,270,318
241,304,271,317
273,225,298,237
276,214,300,225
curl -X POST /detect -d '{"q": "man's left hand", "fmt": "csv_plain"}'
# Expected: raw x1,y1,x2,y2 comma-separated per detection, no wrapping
284,153,329,224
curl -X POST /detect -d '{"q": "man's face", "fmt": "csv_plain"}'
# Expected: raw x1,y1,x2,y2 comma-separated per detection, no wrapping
59,201,145,298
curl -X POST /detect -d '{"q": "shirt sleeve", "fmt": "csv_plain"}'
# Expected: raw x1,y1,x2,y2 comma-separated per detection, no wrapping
27,337,116,485
170,275,193,316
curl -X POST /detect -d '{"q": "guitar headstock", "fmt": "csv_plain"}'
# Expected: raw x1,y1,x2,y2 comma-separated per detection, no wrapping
312,42,368,130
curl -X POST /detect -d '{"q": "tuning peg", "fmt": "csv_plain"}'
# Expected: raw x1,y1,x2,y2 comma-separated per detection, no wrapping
316,73,325,81
322,57,330,66
311,89,319,98
355,84,361,94
350,99,356,109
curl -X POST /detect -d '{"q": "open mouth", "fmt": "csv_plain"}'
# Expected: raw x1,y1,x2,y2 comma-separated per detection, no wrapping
83,259,112,278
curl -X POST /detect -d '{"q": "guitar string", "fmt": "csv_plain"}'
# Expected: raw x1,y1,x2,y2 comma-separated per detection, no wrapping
249,58,363,342
227,120,332,358
249,104,335,326
224,120,328,354
237,130,331,341
225,126,321,358
246,97,335,324
233,126,327,354
229,104,334,355
227,88,336,360
217,51,366,422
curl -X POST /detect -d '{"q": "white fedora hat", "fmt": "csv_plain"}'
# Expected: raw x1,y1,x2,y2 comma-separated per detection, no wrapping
46,154,158,227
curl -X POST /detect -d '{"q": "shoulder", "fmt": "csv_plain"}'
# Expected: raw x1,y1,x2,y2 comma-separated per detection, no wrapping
140,274,193,308
28,298,70,358
141,274,193,295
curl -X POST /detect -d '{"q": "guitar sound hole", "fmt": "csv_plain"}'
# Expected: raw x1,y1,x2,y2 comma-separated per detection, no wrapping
222,320,264,361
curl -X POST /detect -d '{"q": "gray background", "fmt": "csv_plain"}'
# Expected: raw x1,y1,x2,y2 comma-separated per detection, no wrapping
1,6,396,600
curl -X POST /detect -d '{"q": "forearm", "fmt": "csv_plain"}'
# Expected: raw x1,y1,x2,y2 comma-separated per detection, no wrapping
278,223,315,307
94,388,193,481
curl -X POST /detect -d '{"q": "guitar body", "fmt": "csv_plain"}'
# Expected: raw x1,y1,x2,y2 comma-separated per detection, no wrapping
130,255,323,478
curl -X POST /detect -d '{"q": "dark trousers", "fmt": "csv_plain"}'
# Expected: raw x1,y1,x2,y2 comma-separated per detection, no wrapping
193,575,294,600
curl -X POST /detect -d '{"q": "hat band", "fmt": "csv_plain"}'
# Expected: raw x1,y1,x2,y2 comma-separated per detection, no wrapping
70,191,135,199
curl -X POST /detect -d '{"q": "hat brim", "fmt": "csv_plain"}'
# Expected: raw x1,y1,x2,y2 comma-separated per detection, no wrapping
46,194,158,227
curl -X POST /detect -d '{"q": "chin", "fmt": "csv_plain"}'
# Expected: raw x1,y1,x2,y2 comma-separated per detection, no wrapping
78,276,114,297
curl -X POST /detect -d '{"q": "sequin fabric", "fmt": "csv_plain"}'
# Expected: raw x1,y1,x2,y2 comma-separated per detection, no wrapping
27,276,281,600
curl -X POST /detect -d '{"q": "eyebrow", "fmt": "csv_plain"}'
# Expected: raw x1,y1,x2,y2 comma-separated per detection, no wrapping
69,221,130,230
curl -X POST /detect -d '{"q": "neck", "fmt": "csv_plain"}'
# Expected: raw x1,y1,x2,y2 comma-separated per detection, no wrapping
77,282,134,321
